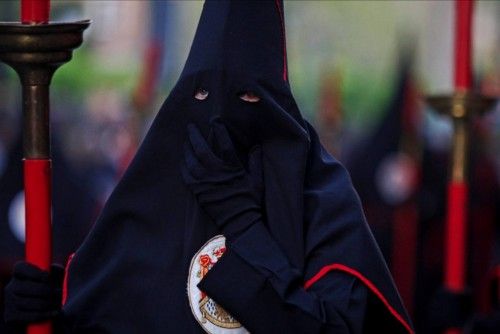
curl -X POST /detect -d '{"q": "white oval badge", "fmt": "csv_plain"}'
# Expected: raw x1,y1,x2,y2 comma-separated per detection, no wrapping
187,235,248,334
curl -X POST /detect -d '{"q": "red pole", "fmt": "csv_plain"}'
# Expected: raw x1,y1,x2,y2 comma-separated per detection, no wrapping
1,10,88,334
24,160,53,334
427,1,495,333
454,0,473,92
21,0,50,24
444,1,474,333
444,183,468,293
20,1,52,334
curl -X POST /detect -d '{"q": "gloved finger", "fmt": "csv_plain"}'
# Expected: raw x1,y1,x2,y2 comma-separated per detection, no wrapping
187,124,222,168
183,141,208,180
248,145,263,190
49,264,65,284
12,262,49,282
206,126,230,165
181,152,197,186
6,279,54,298
211,121,240,166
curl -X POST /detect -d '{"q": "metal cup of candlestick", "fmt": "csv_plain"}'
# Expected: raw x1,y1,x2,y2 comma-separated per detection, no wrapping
0,20,90,334
427,92,495,119
0,20,90,158
426,92,496,182
426,91,495,334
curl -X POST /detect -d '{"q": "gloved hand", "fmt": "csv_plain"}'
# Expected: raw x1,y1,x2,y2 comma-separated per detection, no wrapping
426,287,473,333
182,121,263,238
4,262,64,324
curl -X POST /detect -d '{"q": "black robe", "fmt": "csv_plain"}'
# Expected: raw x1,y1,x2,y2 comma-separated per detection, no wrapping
62,1,413,333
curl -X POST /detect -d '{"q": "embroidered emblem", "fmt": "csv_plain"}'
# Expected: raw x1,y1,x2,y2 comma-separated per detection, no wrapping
188,235,248,334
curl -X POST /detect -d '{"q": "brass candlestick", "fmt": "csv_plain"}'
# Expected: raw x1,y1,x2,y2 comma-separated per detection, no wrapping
0,20,89,334
426,91,495,334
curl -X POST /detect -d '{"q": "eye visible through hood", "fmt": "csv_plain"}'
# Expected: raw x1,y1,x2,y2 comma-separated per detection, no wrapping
238,91,261,103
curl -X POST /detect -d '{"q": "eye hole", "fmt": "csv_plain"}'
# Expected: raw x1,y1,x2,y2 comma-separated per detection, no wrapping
238,91,261,103
194,88,209,101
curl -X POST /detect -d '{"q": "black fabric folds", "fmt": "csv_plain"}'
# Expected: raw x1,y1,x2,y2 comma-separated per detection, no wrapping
63,1,413,333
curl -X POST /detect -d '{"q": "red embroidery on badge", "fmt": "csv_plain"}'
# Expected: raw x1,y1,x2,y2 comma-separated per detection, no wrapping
189,236,243,331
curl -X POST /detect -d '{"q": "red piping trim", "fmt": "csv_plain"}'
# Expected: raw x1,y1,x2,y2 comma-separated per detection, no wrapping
61,252,75,306
304,263,414,334
274,0,288,82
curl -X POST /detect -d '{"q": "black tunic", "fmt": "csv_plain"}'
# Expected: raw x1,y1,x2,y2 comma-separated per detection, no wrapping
62,1,413,333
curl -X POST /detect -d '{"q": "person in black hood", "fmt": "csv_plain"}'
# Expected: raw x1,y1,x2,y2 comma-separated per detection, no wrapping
4,1,414,333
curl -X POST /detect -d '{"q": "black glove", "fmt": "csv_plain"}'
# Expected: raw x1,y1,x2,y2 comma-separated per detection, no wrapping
182,121,263,238
426,287,473,333
470,311,500,334
4,262,64,324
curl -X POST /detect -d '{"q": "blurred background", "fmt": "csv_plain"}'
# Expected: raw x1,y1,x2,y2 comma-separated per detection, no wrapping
0,1,499,333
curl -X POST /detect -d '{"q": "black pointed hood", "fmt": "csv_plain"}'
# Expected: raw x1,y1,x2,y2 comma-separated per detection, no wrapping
63,1,412,333
173,0,302,154
181,0,288,83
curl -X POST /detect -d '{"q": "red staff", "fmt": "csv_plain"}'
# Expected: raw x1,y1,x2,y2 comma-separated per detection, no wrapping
21,2,51,334
427,1,495,333
21,0,50,24
0,1,89,334
444,3,473,333
445,0,473,305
